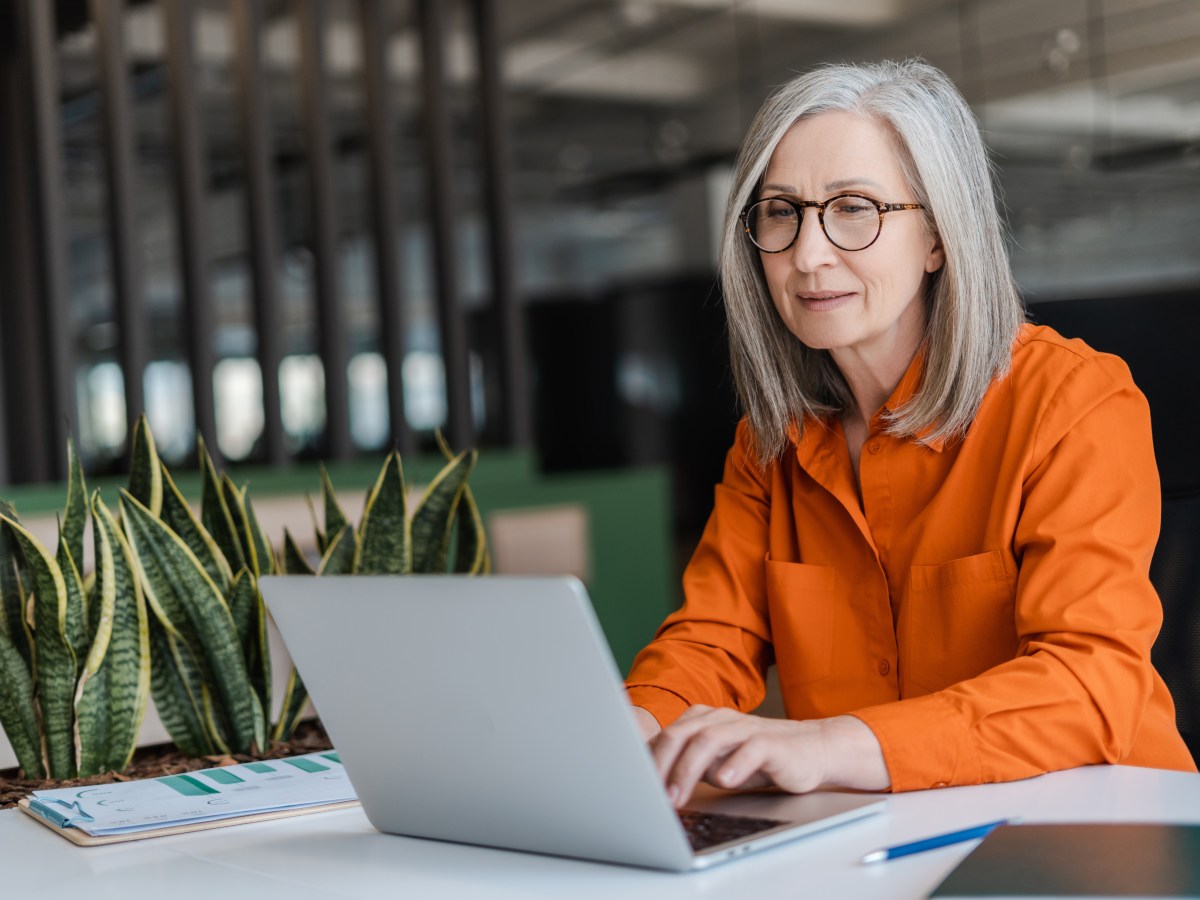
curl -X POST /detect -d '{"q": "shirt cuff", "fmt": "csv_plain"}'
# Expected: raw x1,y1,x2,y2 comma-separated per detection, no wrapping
626,685,691,728
852,692,986,792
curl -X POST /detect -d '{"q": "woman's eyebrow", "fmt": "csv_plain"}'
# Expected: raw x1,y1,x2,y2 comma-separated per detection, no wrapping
759,177,886,195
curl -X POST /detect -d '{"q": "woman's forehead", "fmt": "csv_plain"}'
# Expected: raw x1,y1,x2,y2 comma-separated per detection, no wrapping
761,111,908,194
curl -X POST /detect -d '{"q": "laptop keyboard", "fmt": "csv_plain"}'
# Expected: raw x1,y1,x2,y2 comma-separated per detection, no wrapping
678,809,787,852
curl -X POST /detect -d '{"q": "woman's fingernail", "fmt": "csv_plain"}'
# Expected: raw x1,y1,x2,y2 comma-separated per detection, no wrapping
667,784,679,804
719,767,736,784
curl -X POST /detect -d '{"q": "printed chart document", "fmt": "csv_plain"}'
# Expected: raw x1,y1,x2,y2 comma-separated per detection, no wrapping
20,750,359,845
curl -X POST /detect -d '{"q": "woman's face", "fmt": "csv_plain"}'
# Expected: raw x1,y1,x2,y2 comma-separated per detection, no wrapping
755,111,944,364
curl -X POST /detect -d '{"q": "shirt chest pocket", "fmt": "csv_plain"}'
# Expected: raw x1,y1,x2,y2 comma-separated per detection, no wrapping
765,558,837,688
904,550,1018,694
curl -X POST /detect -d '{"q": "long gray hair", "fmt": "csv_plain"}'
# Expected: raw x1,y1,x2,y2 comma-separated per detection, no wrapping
721,59,1024,463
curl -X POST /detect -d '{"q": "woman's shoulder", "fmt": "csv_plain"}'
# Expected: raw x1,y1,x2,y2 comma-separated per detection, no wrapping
1010,321,1137,391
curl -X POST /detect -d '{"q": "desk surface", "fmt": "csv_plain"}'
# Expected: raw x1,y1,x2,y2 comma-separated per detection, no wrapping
3,764,1198,899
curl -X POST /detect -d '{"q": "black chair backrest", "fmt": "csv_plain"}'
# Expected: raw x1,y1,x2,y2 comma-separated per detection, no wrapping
1149,491,1200,764
1029,292,1200,765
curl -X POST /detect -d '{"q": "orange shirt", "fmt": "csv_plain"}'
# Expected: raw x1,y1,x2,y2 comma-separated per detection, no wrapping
626,324,1196,791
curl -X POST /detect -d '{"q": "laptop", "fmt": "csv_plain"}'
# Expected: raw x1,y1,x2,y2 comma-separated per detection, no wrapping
259,574,885,871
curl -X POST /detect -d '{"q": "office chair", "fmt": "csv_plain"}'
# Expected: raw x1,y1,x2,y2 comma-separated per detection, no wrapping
1029,291,1200,765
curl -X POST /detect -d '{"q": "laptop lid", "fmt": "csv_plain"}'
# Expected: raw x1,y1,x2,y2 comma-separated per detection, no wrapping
260,575,883,870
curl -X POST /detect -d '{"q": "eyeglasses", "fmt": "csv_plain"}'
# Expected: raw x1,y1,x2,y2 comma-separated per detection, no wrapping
740,193,926,253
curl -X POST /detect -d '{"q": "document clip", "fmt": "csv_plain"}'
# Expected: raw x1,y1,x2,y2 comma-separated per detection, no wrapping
28,798,96,830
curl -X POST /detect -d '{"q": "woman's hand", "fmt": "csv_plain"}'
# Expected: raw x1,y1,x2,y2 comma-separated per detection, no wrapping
649,705,890,806
632,706,662,742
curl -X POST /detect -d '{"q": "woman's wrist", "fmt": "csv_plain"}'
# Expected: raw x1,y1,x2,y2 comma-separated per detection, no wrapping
817,715,891,791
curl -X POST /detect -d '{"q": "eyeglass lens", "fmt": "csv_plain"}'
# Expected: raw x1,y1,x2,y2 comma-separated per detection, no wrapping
745,197,881,252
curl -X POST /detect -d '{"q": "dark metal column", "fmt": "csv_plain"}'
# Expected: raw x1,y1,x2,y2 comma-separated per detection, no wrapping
91,0,146,436
359,0,413,456
416,0,473,449
232,0,286,465
470,0,530,448
22,0,74,473
295,0,352,460
163,0,218,455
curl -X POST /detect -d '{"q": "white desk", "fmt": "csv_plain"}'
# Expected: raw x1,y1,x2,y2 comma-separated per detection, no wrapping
2,765,1197,899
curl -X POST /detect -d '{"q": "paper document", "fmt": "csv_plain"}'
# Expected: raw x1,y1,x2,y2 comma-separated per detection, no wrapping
27,750,357,836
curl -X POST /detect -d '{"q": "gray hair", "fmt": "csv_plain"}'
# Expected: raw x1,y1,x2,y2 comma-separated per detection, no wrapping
721,59,1025,463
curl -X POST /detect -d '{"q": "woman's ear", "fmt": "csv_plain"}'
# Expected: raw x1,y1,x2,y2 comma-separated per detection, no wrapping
925,233,945,274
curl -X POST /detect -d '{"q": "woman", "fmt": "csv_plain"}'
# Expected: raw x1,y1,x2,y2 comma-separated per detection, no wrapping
624,59,1196,806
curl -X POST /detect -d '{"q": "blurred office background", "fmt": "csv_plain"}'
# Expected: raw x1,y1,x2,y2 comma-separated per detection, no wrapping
1,0,1198,548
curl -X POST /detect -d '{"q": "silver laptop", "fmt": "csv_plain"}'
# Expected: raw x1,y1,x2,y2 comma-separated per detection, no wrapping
260,575,885,871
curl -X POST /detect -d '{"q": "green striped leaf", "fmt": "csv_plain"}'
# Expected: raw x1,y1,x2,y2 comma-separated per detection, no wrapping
0,626,42,777
147,615,212,757
411,450,476,574
244,495,277,576
0,498,32,668
354,452,410,574
1,516,78,778
76,497,150,775
198,438,246,572
221,477,261,577
305,494,326,555
61,438,88,581
56,535,89,689
320,465,350,547
282,529,316,575
127,415,163,518
121,491,265,754
317,525,357,576
271,667,309,744
433,432,489,575
160,462,232,594
227,569,270,723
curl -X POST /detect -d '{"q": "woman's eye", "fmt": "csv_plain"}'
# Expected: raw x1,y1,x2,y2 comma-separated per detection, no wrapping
830,199,873,216
765,203,796,219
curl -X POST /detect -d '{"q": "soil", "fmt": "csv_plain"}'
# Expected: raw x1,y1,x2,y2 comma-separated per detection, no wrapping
0,719,333,810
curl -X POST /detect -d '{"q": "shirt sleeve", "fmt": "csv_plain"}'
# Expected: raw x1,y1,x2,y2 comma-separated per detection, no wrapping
854,354,1169,790
625,419,776,727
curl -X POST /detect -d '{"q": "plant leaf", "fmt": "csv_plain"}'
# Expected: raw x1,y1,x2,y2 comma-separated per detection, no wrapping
56,534,89,667
121,490,265,755
411,450,476,574
76,496,150,775
146,615,212,757
127,414,163,517
0,498,32,668
61,437,88,580
320,465,350,545
221,476,261,577
317,525,357,576
198,437,246,572
433,431,489,574
305,494,326,556
271,667,309,744
281,529,317,575
160,462,232,593
0,516,78,778
0,626,42,777
354,451,410,574
227,569,271,726
244,494,277,577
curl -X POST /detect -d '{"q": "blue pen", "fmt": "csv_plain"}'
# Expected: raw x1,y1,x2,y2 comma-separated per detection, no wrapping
860,818,1013,864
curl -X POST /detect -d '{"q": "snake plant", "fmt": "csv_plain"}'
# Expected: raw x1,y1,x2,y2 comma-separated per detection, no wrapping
0,417,489,773
0,442,151,779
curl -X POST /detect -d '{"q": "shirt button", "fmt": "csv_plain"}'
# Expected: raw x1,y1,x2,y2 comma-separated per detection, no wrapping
932,781,948,789
877,659,890,676
867,440,882,454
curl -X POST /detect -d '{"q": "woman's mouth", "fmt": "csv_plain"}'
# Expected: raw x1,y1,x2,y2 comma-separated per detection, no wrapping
796,291,854,311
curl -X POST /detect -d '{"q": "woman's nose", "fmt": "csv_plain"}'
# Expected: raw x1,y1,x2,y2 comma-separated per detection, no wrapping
790,212,838,271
